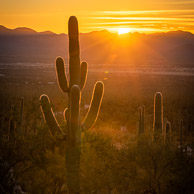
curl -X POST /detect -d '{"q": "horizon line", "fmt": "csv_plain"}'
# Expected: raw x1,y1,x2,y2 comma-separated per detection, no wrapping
0,24,194,35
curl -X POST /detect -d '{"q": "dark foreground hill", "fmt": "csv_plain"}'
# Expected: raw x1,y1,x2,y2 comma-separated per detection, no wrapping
0,25,194,66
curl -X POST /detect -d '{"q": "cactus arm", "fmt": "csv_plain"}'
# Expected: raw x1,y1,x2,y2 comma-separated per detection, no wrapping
68,16,81,87
80,61,88,90
82,81,104,131
64,108,69,123
56,57,69,93
40,94,66,140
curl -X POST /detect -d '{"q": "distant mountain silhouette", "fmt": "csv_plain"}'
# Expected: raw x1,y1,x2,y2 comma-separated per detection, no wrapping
0,25,38,35
0,25,194,66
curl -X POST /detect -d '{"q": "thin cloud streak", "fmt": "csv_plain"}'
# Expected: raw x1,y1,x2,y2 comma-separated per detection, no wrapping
161,0,194,5
100,10,194,14
86,21,194,25
92,17,194,21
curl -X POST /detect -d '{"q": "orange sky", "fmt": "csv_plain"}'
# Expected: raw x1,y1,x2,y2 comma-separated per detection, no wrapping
0,0,194,33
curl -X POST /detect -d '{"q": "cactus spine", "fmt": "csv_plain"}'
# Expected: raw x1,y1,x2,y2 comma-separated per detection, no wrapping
153,92,163,142
165,121,171,144
138,105,145,136
40,16,104,194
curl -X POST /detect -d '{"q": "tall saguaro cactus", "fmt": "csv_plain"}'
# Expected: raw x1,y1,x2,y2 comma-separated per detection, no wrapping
153,92,163,142
40,16,104,194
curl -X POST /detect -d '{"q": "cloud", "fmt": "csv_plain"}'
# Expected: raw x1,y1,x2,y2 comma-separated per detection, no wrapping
161,0,194,5
82,9,194,33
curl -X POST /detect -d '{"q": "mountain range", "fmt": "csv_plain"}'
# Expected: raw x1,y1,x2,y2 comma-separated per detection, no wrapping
0,25,194,66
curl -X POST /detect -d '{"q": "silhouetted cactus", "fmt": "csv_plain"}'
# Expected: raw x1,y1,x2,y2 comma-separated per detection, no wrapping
8,105,16,140
153,92,163,142
19,97,24,135
165,121,171,144
40,16,104,194
180,119,183,152
141,105,145,133
138,105,145,136
138,107,142,136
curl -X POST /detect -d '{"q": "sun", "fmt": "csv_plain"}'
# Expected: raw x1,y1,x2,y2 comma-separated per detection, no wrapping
118,28,131,35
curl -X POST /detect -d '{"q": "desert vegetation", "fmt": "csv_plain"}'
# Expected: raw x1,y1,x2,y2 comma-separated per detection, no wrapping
0,16,194,194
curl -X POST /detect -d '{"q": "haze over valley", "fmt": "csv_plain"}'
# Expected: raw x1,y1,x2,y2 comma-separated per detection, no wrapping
0,25,194,66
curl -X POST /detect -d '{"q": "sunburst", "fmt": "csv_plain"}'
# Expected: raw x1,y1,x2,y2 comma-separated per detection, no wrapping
118,28,131,35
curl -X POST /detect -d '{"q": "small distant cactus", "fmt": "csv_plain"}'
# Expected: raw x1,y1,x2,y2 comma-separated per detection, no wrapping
180,119,183,152
19,97,24,135
164,121,171,144
153,92,163,142
138,105,145,136
8,105,16,140
40,16,104,194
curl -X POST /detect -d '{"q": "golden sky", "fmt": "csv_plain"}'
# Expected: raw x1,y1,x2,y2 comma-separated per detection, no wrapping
0,0,194,33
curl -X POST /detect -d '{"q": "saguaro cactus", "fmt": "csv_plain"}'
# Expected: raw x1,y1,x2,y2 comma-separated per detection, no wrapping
8,105,16,140
180,119,183,152
153,92,163,142
40,16,104,194
138,105,145,136
138,107,142,136
165,121,171,144
19,97,24,134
